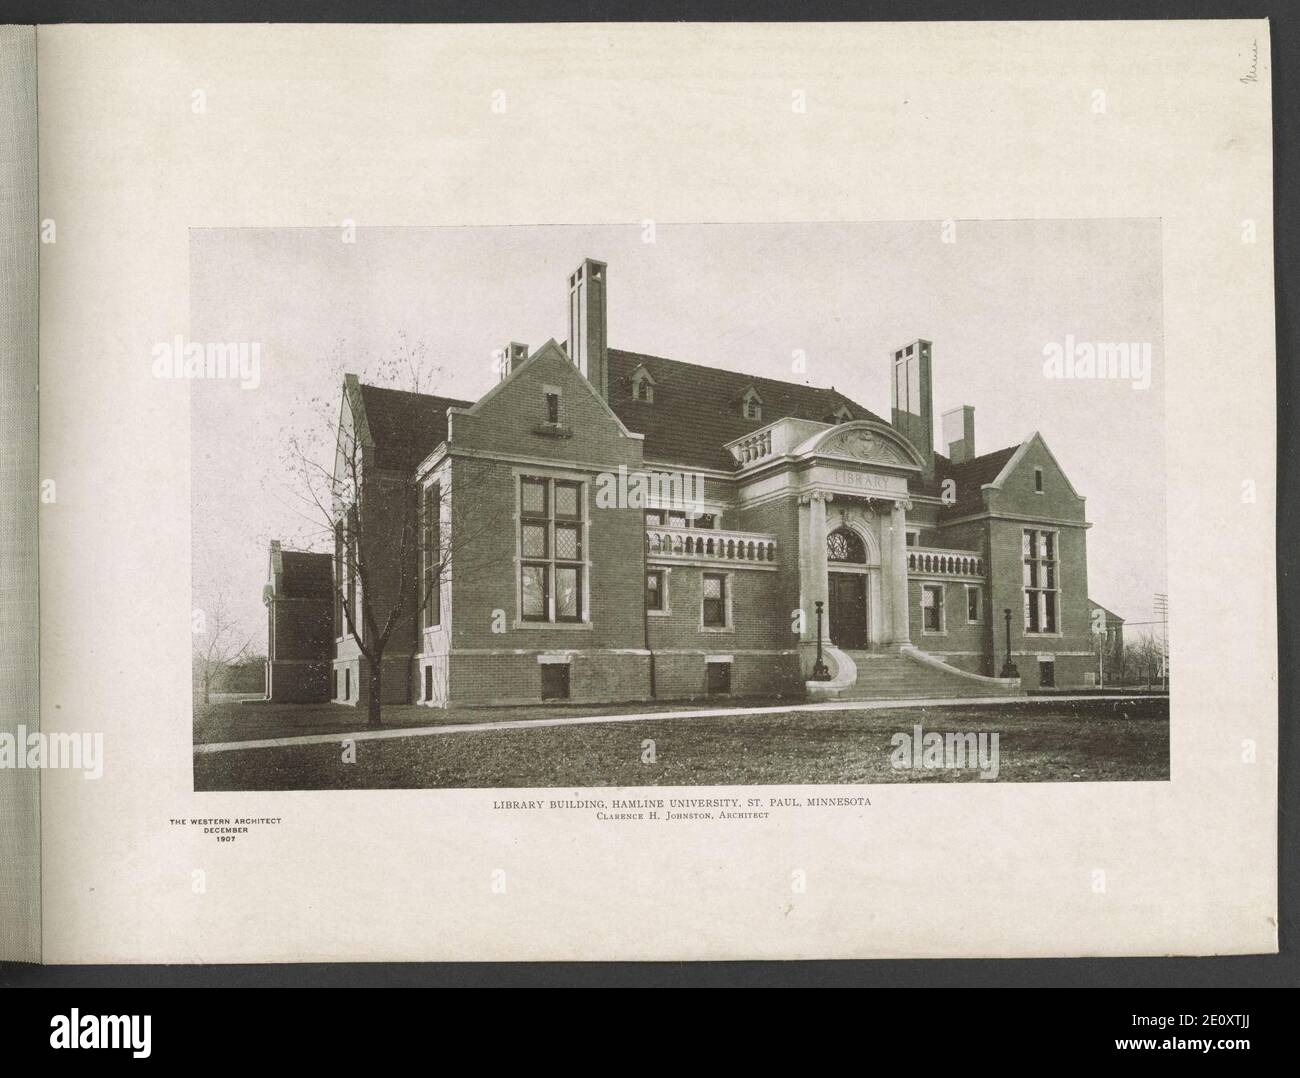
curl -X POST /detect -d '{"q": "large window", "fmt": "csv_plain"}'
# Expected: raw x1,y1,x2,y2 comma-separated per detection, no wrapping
1023,528,1059,633
520,476,585,623
333,521,343,635
422,483,441,628
345,505,358,635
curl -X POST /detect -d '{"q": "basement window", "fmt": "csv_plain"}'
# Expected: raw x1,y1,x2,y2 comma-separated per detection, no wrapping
541,662,571,700
706,660,732,696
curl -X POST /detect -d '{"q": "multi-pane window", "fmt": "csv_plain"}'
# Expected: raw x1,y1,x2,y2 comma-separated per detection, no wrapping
345,505,358,634
422,483,441,628
922,584,944,632
520,477,585,623
1023,529,1059,633
702,572,728,628
646,570,666,612
645,507,705,528
333,521,343,635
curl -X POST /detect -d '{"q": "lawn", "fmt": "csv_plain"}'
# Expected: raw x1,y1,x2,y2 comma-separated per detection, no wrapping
192,696,792,745
193,696,1169,790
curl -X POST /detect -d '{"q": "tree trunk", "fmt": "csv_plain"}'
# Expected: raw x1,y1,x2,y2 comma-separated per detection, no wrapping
203,672,210,705
367,658,383,727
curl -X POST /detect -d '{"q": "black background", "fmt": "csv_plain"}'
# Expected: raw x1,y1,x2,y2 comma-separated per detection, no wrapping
0,0,1295,994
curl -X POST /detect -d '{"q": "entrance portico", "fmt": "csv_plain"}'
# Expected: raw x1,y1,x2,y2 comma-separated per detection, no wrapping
727,418,926,673
797,491,912,654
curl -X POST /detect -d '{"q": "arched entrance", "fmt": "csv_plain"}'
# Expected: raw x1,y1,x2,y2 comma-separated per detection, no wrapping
827,526,870,648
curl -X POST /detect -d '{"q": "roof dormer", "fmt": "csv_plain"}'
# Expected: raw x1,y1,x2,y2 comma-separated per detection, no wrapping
630,364,656,403
740,385,764,421
826,403,853,424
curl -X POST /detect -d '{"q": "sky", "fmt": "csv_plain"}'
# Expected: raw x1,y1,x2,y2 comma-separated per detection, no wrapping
190,220,1166,652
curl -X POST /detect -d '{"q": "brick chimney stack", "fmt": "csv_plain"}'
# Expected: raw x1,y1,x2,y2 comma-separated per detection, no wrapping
567,258,608,399
942,404,976,464
890,339,934,473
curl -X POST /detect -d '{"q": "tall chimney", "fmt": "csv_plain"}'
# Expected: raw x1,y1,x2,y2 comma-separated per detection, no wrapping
890,338,934,473
567,258,608,398
942,405,976,464
497,341,528,382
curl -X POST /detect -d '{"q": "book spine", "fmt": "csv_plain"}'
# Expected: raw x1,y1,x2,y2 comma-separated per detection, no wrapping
0,25,40,965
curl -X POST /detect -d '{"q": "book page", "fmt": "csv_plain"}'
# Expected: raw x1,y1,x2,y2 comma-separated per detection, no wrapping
36,22,1275,962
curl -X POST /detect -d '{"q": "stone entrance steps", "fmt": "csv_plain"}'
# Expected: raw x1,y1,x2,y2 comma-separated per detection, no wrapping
832,648,1021,701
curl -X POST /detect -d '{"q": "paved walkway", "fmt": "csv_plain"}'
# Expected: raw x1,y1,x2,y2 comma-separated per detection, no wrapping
193,695,1159,755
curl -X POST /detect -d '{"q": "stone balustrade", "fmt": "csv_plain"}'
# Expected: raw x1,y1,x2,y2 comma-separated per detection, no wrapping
907,546,984,577
646,525,778,565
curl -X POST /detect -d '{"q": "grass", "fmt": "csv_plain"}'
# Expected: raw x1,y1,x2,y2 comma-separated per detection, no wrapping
192,696,795,745
193,696,1169,790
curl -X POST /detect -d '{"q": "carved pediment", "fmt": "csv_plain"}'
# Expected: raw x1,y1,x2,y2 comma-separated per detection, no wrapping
820,426,907,465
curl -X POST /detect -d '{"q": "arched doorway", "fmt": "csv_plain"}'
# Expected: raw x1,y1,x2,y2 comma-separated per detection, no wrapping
827,526,869,648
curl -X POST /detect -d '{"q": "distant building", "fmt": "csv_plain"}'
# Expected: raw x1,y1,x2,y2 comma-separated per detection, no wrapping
1087,600,1125,685
270,258,1104,707
263,541,333,702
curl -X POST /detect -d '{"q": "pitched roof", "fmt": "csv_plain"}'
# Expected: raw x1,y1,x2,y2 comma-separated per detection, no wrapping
1088,600,1124,624
277,550,334,599
917,444,1021,515
357,383,473,472
606,348,886,471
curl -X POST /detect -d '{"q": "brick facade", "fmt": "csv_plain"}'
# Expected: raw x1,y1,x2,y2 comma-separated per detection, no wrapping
270,257,1107,708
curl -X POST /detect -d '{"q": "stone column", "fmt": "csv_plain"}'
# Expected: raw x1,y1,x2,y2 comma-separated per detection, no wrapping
887,498,911,645
798,491,832,644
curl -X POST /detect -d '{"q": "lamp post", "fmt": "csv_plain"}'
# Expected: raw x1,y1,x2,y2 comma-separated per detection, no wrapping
999,607,1019,679
811,600,831,681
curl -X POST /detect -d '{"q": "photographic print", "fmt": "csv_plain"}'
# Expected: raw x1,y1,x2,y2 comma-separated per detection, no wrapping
189,220,1169,791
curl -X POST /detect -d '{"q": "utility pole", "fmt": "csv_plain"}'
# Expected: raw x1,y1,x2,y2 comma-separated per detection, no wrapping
1154,592,1168,692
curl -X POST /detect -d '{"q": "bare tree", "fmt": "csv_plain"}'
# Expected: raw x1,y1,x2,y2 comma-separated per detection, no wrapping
193,593,254,705
278,337,505,727
1122,633,1164,689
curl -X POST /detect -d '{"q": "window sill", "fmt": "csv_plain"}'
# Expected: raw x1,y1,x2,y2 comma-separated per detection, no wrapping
648,609,672,617
513,620,593,631
532,422,573,439
700,625,734,633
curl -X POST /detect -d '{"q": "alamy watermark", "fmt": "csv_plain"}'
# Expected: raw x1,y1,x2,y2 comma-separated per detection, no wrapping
594,466,706,517
890,723,1000,780
50,1010,151,1058
1,726,103,779
1042,336,1152,390
151,336,261,389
